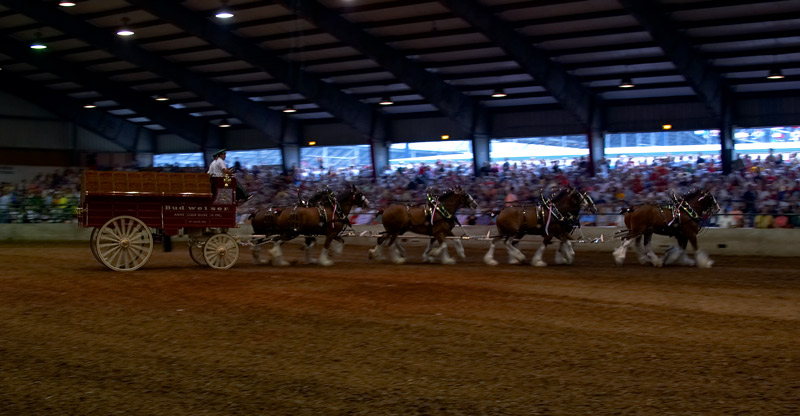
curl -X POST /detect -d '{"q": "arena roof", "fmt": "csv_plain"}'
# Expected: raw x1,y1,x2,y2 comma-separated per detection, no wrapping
1,0,799,151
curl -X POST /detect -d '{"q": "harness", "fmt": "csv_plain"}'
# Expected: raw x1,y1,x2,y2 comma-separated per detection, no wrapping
540,192,582,234
426,192,455,223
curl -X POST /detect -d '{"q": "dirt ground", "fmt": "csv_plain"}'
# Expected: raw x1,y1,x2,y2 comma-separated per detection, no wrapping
1,240,799,416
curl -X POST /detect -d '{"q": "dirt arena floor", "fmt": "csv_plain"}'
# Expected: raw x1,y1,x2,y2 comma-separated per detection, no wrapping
2,240,799,416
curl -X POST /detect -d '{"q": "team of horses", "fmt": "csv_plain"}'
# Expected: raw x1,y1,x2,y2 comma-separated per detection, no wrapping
243,183,720,268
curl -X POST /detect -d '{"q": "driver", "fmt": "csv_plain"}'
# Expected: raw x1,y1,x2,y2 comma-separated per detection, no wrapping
208,149,253,203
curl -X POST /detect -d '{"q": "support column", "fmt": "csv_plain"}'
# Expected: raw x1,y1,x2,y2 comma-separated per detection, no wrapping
370,138,389,179
586,128,605,177
720,98,734,175
369,109,389,180
281,117,300,174
472,133,490,176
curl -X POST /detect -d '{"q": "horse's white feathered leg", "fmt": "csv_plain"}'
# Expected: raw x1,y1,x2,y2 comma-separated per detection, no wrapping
318,247,333,266
331,239,344,255
303,240,317,264
389,240,406,264
270,243,289,266
531,244,547,267
613,238,634,266
439,242,455,265
251,244,269,264
635,236,650,264
484,239,499,266
453,239,466,259
505,239,525,264
663,246,681,265
422,239,436,263
368,242,383,261
554,240,574,265
695,250,713,268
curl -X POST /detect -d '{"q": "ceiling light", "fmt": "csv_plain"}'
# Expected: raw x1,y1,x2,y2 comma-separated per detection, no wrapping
441,135,450,140
378,95,394,105
308,141,317,146
662,124,672,130
154,94,169,101
218,118,231,128
491,88,507,98
282,104,297,113
618,77,634,88
116,18,134,37
58,1,77,6
767,68,785,80
30,32,46,50
215,0,234,19
83,103,97,109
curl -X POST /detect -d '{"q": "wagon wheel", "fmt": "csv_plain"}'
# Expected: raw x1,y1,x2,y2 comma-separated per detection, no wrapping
89,227,102,264
94,215,154,272
188,238,207,266
202,233,239,270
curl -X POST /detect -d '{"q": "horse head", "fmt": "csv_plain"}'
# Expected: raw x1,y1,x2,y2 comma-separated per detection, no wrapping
577,188,597,214
339,183,370,210
456,185,479,211
436,186,478,217
687,188,720,216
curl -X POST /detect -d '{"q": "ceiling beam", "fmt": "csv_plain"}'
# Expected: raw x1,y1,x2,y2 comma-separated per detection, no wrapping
0,33,217,151
126,0,382,141
0,70,153,153
0,0,285,146
437,0,601,129
273,0,486,136
618,0,728,120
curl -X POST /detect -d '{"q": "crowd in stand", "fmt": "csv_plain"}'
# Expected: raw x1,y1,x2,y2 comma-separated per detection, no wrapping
2,149,800,229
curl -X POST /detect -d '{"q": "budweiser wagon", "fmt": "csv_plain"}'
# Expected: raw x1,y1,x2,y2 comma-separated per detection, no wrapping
78,170,241,271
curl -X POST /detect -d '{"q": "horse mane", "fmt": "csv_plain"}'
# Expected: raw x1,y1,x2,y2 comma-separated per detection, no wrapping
680,188,704,201
550,186,573,201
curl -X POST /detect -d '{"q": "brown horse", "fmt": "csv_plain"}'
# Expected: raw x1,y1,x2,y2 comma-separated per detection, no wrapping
252,184,369,266
483,186,597,266
612,188,720,268
248,188,332,264
369,186,478,264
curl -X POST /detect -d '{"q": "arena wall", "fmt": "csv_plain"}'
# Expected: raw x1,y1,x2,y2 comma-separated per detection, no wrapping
2,224,798,257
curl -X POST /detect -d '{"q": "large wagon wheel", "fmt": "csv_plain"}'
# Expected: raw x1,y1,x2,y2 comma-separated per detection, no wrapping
94,215,154,272
202,233,239,269
188,237,207,266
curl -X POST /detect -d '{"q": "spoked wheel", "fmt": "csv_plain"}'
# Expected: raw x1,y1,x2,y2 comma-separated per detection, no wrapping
188,238,208,266
94,215,154,272
89,227,101,264
202,233,239,269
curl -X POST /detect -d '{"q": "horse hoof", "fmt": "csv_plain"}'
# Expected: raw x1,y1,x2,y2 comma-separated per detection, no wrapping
442,258,456,265
273,259,290,267
320,260,334,267
509,258,522,265
392,257,406,265
485,259,498,266
532,260,547,267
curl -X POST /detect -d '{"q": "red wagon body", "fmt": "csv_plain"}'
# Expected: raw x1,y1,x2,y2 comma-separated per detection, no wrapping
78,170,241,271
